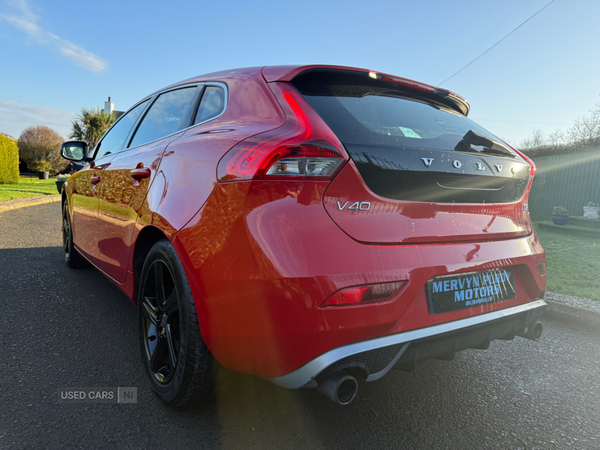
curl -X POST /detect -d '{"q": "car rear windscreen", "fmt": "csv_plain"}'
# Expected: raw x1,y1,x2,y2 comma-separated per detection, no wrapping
293,78,529,204
303,92,507,155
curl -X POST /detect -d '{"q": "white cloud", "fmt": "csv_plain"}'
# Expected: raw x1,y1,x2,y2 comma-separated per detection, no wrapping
0,0,107,72
59,40,107,73
6,0,35,22
0,99,77,139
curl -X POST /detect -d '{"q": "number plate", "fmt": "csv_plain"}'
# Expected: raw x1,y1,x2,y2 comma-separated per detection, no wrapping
426,269,516,314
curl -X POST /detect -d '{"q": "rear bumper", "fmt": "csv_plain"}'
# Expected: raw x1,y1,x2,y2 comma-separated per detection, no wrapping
266,299,547,389
175,180,546,378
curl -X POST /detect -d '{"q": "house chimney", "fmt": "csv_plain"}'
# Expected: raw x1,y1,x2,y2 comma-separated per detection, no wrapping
104,97,114,115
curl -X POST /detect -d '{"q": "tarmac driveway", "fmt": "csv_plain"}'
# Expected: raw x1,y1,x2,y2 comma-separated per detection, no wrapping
1,202,599,450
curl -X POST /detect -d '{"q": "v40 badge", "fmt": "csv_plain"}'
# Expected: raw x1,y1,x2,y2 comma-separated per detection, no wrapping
337,201,371,211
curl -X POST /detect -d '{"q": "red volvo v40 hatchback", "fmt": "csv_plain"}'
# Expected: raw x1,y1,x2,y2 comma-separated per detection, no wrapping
60,65,547,406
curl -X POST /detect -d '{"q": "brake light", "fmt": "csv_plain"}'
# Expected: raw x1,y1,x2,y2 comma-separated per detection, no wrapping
381,75,437,93
217,83,348,181
321,281,406,307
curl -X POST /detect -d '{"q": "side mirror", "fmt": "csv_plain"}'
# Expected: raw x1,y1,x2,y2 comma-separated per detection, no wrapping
60,141,89,162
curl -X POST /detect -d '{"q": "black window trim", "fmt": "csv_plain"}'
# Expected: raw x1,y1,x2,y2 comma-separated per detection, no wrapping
191,82,228,127
92,81,229,160
93,96,153,160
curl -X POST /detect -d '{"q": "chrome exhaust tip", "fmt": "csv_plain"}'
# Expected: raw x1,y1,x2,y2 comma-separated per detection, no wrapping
316,371,358,406
518,321,543,341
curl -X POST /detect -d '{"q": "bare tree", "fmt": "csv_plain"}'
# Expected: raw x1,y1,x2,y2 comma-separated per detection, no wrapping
590,101,600,121
520,97,600,156
531,129,545,147
567,115,600,146
520,128,545,150
548,129,565,147
18,125,68,174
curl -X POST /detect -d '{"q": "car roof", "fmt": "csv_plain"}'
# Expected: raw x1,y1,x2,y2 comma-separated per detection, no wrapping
158,65,470,116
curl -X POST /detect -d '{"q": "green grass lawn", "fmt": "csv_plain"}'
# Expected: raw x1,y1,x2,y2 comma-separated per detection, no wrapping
0,176,58,201
535,225,600,301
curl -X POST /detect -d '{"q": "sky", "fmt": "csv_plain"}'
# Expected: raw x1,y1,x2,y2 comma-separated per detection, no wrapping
1,0,599,147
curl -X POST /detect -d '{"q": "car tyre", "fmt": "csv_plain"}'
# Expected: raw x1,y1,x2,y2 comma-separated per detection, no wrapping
138,239,214,407
62,202,88,268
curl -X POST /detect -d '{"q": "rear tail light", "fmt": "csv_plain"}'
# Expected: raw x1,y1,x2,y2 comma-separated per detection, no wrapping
266,153,342,177
507,144,536,178
321,281,406,307
503,142,536,204
217,83,348,181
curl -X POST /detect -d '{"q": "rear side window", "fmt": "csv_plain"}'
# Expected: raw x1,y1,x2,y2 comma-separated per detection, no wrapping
194,86,225,125
129,87,197,148
95,99,149,159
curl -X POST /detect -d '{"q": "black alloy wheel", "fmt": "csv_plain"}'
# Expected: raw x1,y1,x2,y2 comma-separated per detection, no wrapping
140,260,181,384
62,202,87,268
138,240,214,407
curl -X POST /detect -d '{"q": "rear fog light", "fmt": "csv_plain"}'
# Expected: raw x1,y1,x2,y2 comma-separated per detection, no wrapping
536,261,546,276
321,281,406,307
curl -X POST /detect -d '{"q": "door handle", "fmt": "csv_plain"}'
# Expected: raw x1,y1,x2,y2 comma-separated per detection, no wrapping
90,176,101,185
130,168,151,179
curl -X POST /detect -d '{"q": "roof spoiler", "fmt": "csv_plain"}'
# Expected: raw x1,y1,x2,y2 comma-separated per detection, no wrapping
262,65,470,116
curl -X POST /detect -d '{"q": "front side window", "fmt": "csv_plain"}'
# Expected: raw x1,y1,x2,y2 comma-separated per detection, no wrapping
129,87,197,148
194,85,225,125
95,99,149,160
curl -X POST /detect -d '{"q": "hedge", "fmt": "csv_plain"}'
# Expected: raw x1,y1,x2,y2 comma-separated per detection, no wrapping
521,142,600,158
0,135,19,184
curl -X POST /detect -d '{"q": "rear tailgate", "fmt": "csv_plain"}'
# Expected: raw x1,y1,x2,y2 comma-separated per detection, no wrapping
289,68,533,244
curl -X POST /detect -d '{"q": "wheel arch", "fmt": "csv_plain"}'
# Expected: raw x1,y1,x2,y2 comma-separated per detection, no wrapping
132,225,170,305
61,191,69,212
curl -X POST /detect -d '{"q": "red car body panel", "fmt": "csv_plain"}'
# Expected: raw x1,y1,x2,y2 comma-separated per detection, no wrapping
174,178,545,377
63,64,547,383
68,170,98,261
324,160,533,244
153,74,284,232
94,135,177,283
67,71,285,294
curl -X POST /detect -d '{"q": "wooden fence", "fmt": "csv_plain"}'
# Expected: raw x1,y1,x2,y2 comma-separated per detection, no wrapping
528,150,600,221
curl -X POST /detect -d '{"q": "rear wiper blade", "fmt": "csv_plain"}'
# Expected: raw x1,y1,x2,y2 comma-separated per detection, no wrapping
454,130,514,156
